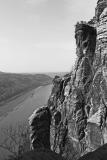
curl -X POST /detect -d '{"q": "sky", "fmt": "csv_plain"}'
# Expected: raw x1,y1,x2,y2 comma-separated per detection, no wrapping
0,0,97,73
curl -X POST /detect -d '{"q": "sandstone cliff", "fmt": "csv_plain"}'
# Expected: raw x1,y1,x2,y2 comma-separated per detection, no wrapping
25,1,107,160
47,0,107,159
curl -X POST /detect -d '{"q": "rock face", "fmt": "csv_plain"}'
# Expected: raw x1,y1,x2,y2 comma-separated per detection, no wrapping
20,106,63,160
29,106,51,150
95,0,107,21
47,0,107,159
78,144,107,160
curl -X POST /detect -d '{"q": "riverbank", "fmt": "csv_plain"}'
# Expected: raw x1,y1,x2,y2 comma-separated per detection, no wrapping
0,83,50,107
0,84,51,119
0,89,34,119
0,84,52,160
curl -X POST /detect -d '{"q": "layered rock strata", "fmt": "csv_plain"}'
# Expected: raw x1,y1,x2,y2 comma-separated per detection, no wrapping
48,23,97,159
47,0,107,159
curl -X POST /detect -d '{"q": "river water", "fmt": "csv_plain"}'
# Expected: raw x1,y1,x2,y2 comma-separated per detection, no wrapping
0,84,52,159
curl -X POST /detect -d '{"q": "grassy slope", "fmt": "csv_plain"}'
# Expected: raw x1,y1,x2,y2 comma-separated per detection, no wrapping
0,73,52,105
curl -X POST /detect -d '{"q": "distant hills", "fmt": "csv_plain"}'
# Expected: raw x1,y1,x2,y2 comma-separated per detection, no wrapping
0,73,52,105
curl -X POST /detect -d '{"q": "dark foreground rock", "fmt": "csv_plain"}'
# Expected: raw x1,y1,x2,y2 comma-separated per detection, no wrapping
20,149,63,160
78,144,107,160
29,106,51,150
19,106,63,160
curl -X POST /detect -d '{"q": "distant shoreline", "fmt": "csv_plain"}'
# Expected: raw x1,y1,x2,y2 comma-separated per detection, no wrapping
0,83,51,107
0,84,52,118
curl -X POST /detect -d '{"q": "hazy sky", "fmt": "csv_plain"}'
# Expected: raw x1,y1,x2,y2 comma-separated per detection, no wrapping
0,0,97,73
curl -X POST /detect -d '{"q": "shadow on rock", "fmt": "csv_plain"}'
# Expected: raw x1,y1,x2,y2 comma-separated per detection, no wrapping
19,106,63,160
79,143,107,160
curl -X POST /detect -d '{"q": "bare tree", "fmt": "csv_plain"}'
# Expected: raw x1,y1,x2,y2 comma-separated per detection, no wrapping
0,122,30,160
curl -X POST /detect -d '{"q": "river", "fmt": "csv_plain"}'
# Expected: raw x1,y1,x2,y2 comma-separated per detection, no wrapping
0,84,52,159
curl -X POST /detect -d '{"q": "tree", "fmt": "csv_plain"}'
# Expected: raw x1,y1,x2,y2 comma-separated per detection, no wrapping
0,122,30,160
